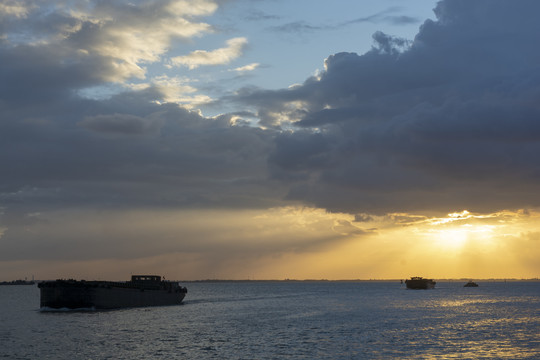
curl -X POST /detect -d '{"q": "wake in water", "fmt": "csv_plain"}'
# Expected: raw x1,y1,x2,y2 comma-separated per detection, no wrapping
39,306,96,312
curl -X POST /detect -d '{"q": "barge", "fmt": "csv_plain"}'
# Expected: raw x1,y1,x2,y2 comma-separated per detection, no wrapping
38,275,187,309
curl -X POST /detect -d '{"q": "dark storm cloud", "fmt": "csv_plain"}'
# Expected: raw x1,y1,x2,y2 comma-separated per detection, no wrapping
79,113,162,135
0,90,276,207
236,0,540,215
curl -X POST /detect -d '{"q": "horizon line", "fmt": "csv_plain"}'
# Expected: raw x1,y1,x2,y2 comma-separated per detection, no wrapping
12,277,538,283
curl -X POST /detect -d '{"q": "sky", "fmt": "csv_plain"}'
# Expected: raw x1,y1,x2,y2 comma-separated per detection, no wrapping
1,0,539,281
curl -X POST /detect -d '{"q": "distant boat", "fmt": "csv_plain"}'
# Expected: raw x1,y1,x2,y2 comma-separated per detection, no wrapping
405,277,436,290
38,275,187,310
464,281,479,287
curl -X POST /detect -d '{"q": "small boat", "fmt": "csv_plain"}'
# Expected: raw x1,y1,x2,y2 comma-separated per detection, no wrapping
464,281,479,287
405,276,436,290
38,275,187,310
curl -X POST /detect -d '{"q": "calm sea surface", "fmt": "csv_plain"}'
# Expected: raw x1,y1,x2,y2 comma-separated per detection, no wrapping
0,281,538,359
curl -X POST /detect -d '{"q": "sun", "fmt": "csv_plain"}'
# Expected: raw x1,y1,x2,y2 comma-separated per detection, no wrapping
434,227,469,249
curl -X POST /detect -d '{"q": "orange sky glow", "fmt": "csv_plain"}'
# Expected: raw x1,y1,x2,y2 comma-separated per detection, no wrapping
1,207,538,281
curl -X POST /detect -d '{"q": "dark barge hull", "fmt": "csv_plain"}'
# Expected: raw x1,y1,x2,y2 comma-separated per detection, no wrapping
39,276,187,309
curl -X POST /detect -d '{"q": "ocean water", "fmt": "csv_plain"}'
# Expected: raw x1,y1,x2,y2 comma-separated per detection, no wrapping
0,281,538,359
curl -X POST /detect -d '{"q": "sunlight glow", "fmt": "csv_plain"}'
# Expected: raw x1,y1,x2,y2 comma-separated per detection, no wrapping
434,228,469,249
427,223,496,250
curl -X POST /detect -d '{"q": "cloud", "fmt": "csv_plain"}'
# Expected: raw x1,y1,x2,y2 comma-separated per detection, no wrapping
244,10,280,22
0,1,31,19
343,7,420,26
234,0,540,215
170,37,248,69
0,0,216,84
269,7,421,35
230,62,260,73
150,75,213,107
268,21,327,34
78,113,161,135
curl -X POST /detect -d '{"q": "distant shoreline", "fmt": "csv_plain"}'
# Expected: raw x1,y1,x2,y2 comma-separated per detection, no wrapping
3,278,538,283
179,278,540,283
0,280,36,285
